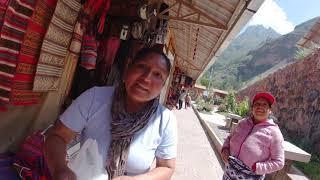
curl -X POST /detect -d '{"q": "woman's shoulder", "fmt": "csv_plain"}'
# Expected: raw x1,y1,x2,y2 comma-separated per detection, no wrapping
157,105,176,120
154,105,176,131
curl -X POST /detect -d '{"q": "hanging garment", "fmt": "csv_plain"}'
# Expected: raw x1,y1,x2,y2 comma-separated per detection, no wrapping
0,0,37,105
10,0,58,106
33,0,81,91
61,21,84,103
80,31,98,70
95,37,121,86
180,75,186,85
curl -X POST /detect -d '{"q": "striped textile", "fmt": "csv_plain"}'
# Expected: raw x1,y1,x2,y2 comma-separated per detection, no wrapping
33,0,81,91
0,0,9,31
80,33,97,70
0,0,36,104
10,0,58,105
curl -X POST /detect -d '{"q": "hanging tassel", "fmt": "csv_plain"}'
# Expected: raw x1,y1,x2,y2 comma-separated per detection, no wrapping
97,0,111,34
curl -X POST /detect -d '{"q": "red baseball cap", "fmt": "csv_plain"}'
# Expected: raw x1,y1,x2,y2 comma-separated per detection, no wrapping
253,92,275,106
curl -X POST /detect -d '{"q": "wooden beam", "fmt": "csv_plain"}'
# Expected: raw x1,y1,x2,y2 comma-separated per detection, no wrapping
177,2,181,17
176,55,201,71
207,0,235,13
158,1,177,16
179,66,201,71
159,15,226,29
179,12,197,19
175,0,227,29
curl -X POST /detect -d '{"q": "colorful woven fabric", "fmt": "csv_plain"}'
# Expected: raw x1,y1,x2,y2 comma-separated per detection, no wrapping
13,130,52,180
80,33,97,70
10,0,58,105
0,0,36,104
33,0,81,91
95,37,121,85
0,0,9,31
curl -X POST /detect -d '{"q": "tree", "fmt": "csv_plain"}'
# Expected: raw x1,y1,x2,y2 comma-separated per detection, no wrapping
226,92,237,113
200,78,210,88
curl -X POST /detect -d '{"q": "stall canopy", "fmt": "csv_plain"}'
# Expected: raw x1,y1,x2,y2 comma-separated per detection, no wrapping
156,0,265,80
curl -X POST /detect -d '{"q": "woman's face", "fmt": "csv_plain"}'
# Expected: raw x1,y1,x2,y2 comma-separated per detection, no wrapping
124,53,169,103
252,98,271,121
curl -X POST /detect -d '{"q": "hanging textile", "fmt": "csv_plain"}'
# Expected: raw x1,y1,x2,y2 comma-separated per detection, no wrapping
0,0,9,31
32,0,81,91
79,30,98,70
60,21,84,104
0,0,9,111
0,0,37,105
10,0,58,105
95,37,121,86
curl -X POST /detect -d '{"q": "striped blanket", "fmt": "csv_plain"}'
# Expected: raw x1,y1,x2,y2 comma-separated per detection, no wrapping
33,0,81,91
0,0,36,105
10,0,58,105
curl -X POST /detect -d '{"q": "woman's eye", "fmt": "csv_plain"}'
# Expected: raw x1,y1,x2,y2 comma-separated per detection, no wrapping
154,72,163,79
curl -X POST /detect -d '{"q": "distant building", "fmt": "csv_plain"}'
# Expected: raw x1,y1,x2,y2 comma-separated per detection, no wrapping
211,88,228,99
189,84,206,100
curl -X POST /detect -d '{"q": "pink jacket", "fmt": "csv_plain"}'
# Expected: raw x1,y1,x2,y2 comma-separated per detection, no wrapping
222,117,285,175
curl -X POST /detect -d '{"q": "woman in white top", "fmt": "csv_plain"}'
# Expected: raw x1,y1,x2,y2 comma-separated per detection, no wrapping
44,48,177,180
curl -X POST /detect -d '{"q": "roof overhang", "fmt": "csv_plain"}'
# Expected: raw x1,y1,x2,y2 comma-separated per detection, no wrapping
159,0,265,80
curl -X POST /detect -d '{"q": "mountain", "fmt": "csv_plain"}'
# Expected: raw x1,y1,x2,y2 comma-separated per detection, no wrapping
202,17,319,91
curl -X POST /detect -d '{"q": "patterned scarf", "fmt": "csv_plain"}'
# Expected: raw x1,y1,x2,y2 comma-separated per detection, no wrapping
223,156,265,180
106,84,159,178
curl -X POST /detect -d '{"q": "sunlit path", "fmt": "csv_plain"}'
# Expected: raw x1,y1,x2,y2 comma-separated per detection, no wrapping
172,108,224,180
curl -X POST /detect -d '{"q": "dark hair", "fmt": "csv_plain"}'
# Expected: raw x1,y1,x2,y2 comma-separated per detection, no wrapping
132,48,172,73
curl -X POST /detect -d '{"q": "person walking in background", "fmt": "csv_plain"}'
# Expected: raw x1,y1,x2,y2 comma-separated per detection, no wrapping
178,89,186,110
221,92,284,179
185,93,191,109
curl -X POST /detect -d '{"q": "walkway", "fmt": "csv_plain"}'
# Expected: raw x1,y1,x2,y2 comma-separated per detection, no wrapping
172,108,224,180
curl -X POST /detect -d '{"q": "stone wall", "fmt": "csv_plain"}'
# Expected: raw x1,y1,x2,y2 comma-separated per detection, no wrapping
237,50,320,152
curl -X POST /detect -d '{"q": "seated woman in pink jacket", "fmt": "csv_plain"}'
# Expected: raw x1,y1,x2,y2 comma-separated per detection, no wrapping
221,92,284,180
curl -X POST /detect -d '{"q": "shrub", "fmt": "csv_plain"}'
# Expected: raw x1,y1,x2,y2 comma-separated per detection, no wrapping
203,103,213,112
235,97,249,117
218,104,227,112
226,92,237,113
213,97,223,105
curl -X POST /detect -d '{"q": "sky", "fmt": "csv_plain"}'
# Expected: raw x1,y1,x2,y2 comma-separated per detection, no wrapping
246,0,320,35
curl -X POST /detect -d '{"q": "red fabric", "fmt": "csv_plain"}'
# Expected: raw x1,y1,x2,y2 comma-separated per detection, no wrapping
10,0,57,105
0,0,36,106
252,163,257,172
95,37,121,85
13,131,52,180
97,0,111,34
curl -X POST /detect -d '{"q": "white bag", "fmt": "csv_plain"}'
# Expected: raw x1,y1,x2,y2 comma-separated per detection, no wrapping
68,139,109,180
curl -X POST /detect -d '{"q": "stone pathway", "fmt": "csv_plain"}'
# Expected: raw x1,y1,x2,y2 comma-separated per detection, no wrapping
172,108,224,180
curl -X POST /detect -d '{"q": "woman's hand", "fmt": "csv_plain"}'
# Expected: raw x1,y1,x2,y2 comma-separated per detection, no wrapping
112,176,135,180
221,148,230,165
52,166,77,180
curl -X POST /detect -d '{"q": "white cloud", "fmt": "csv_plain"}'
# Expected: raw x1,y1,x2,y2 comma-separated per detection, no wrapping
248,0,294,34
